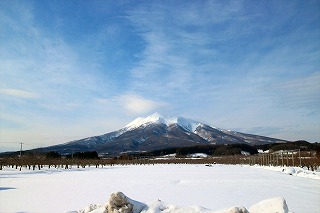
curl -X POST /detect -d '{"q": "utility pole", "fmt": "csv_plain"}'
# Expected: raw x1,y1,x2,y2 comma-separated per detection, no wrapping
0,142,24,156
299,149,302,167
19,142,23,157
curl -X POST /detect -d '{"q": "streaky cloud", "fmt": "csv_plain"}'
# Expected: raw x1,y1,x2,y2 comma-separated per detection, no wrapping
0,89,38,99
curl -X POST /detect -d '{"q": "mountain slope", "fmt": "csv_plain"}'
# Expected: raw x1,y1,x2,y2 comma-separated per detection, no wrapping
36,113,289,156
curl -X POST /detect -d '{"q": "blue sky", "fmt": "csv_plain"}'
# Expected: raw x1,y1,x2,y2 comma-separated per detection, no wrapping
0,0,319,151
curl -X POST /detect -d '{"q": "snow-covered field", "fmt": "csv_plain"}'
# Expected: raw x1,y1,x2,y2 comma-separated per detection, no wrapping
0,164,319,213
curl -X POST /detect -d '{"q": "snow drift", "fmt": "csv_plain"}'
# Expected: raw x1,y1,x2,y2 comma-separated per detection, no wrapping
76,192,289,213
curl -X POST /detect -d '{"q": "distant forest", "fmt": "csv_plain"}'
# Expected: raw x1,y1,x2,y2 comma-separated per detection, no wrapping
122,140,319,158
1,140,319,159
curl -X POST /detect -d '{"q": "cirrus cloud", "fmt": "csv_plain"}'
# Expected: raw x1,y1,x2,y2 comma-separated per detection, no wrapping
119,94,168,115
0,88,39,99
95,94,169,115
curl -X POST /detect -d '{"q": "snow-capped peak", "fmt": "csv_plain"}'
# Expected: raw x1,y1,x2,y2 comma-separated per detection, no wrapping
125,112,202,132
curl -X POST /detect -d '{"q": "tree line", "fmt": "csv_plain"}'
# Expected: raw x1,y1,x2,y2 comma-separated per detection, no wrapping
46,151,99,159
1,141,319,171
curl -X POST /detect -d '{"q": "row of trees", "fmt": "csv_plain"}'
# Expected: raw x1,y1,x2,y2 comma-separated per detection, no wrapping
1,141,319,171
1,150,319,171
0,155,253,171
255,140,320,152
46,151,99,160
129,144,258,158
120,141,320,159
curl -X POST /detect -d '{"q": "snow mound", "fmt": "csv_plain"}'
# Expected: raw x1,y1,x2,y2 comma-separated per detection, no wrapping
280,167,320,179
107,192,146,213
141,201,248,213
78,204,105,213
76,192,289,213
254,165,320,180
125,113,201,132
213,206,248,213
78,192,146,213
142,200,214,213
282,167,296,175
249,197,288,213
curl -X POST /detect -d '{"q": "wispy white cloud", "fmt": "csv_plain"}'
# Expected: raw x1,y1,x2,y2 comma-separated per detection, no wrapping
1,0,319,150
0,2,124,149
123,1,320,143
0,89,39,99
125,1,262,98
95,94,168,115
119,94,168,115
270,72,320,110
0,2,112,111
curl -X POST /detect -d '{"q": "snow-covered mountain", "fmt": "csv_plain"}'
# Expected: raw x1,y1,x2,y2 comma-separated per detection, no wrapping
125,112,202,132
37,113,289,156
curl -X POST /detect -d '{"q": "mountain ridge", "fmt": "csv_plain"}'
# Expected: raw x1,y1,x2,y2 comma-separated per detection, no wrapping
35,113,289,156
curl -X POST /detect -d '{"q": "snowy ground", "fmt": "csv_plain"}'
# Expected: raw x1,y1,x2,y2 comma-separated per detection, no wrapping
0,164,319,213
